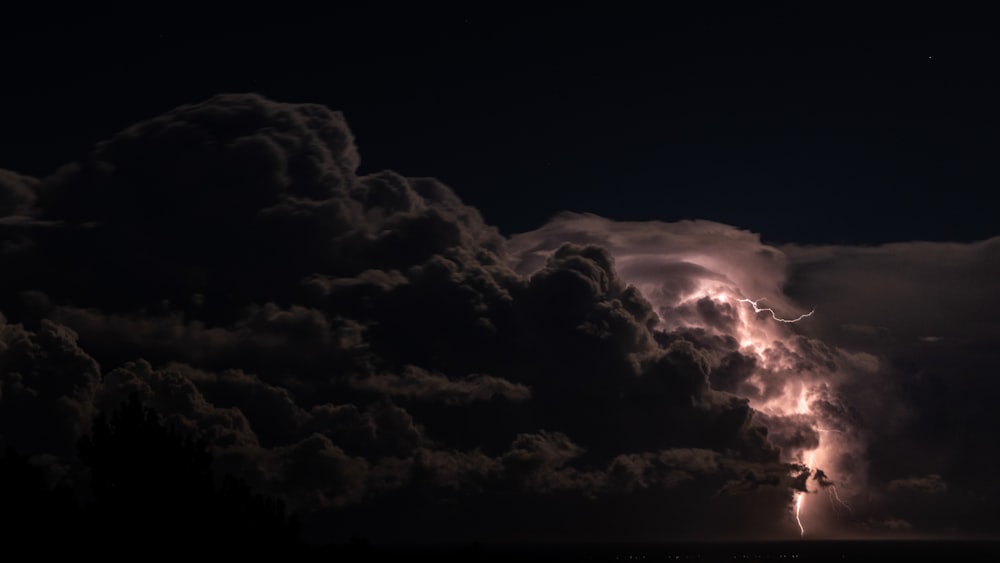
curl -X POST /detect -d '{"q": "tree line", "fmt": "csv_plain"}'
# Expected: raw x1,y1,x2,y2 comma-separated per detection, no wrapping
1,393,301,553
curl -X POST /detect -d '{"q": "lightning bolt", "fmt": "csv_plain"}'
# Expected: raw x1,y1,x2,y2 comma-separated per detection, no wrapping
828,485,852,514
794,452,815,537
794,492,806,537
738,298,815,323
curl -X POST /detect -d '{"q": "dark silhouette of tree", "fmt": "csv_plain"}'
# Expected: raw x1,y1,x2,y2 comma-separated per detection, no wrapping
77,393,300,552
0,446,83,549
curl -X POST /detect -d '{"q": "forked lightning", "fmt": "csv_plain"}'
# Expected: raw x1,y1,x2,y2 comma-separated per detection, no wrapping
738,298,815,323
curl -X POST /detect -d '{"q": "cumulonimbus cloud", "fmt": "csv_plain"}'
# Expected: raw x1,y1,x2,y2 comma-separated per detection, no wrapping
1,93,997,542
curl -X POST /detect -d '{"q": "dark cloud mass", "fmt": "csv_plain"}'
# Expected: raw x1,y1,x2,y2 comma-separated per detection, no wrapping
1,93,997,543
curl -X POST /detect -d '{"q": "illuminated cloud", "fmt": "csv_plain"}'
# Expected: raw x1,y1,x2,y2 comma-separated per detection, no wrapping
509,210,1000,538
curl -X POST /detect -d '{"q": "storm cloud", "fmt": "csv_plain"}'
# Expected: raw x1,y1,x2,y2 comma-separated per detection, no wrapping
1,93,996,542
510,211,1000,539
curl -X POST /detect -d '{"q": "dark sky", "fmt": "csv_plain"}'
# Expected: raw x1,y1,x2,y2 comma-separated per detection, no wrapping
2,6,1000,548
2,7,997,244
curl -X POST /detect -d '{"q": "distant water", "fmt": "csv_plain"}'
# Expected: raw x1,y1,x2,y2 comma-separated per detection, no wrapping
344,540,1000,562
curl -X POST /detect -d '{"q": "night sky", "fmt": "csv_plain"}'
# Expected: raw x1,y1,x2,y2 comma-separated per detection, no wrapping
2,6,999,548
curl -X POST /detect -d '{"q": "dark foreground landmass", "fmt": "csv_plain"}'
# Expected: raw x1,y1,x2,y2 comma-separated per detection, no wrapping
321,540,1000,562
